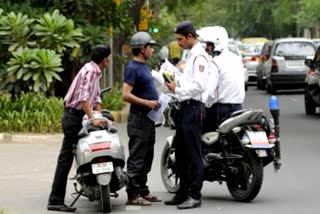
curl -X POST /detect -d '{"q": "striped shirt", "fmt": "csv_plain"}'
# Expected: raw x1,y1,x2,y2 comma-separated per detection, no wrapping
64,61,102,110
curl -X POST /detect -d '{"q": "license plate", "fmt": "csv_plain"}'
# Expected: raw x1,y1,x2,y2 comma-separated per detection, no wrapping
92,162,113,174
246,131,271,149
287,60,304,67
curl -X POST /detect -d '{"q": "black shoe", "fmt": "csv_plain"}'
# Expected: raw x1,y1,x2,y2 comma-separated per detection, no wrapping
177,197,201,209
47,204,77,212
164,195,186,205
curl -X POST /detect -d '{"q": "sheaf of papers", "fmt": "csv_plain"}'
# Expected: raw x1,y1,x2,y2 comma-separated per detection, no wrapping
151,59,182,87
147,93,172,124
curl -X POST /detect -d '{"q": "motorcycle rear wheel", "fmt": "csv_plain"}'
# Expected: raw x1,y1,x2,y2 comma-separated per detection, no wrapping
226,151,263,202
99,184,111,213
160,142,180,193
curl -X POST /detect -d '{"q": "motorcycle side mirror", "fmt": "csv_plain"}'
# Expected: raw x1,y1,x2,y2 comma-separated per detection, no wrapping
100,87,112,97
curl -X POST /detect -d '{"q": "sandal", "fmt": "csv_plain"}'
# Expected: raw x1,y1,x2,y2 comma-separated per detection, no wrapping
126,196,151,206
142,193,162,202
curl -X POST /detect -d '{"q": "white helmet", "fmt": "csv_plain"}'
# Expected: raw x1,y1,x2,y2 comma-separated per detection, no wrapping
197,26,229,52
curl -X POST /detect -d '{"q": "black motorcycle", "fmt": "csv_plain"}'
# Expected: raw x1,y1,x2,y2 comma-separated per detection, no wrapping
160,96,281,202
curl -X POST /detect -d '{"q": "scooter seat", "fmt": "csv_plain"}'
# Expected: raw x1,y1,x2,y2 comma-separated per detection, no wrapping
102,109,115,121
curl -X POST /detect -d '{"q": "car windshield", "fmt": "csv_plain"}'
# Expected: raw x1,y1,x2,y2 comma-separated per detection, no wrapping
228,45,241,56
274,42,315,56
238,43,261,56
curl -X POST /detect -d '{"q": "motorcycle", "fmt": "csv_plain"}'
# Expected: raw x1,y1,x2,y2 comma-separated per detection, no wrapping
69,87,128,213
160,95,281,202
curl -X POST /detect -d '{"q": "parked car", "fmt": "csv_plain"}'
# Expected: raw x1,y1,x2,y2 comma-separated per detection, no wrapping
312,38,320,50
238,42,265,84
228,44,248,90
256,41,273,90
264,38,316,94
304,46,320,115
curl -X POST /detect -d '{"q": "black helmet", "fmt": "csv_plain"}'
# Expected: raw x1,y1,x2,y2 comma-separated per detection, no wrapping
130,31,157,49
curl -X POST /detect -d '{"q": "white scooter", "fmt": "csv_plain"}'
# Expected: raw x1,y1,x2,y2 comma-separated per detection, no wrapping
70,88,128,213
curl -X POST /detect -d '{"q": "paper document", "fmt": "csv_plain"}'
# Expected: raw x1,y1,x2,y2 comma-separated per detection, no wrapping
151,59,183,87
147,93,172,124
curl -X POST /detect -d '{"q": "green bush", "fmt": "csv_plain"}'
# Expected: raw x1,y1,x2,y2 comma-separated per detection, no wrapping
101,84,126,111
0,87,125,133
0,92,63,133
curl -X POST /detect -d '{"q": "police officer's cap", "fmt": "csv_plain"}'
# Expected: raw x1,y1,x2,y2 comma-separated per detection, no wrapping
174,20,196,35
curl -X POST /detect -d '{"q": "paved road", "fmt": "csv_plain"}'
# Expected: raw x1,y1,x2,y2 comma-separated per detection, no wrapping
1,86,320,214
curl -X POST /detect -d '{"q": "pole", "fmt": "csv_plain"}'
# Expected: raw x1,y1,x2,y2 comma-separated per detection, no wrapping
108,37,113,88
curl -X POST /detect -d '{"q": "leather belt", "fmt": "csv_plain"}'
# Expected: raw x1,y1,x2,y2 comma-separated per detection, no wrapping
179,99,201,107
64,107,85,117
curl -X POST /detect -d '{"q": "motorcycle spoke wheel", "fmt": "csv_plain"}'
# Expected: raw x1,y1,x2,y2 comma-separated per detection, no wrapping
160,142,180,193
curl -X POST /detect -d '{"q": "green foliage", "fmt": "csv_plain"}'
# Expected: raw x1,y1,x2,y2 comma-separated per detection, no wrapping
101,84,126,111
0,9,83,95
4,48,63,94
0,11,36,52
33,9,83,53
0,92,64,133
0,88,125,133
296,0,320,29
78,24,109,64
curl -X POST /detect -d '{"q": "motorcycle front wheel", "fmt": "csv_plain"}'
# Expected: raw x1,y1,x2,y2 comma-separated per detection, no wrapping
160,142,180,193
226,150,263,202
99,184,111,213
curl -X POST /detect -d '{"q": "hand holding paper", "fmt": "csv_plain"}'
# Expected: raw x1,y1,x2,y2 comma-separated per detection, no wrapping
147,93,172,124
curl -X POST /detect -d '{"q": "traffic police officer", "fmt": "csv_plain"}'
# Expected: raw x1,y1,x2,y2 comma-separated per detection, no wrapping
202,26,245,133
164,20,209,209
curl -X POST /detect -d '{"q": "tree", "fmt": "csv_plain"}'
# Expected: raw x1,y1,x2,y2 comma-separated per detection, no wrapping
0,9,83,96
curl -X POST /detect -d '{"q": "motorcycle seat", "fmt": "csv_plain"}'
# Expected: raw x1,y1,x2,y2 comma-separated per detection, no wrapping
219,110,264,134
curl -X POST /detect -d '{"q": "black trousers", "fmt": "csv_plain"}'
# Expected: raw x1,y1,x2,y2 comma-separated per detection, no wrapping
48,108,84,205
174,100,204,200
126,111,155,198
203,103,243,133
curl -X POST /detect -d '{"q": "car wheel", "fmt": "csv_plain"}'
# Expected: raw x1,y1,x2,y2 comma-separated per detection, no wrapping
305,88,316,115
266,82,276,94
261,79,266,90
256,78,261,89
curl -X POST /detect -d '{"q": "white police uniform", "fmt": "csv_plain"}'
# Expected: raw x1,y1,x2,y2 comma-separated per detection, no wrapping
205,49,245,107
171,40,209,204
175,42,209,103
203,48,245,133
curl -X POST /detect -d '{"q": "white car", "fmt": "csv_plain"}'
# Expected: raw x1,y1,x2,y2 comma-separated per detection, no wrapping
229,44,248,91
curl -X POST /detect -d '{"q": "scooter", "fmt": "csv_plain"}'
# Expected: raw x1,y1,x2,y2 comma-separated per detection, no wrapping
70,88,128,213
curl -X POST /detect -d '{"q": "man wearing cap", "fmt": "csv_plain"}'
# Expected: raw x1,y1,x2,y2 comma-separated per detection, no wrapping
122,31,162,206
164,20,209,209
47,44,111,212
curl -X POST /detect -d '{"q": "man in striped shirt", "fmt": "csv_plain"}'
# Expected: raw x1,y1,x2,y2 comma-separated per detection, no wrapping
47,45,111,212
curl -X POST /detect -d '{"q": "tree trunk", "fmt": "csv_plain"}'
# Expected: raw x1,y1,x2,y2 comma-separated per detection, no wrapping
112,0,145,85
